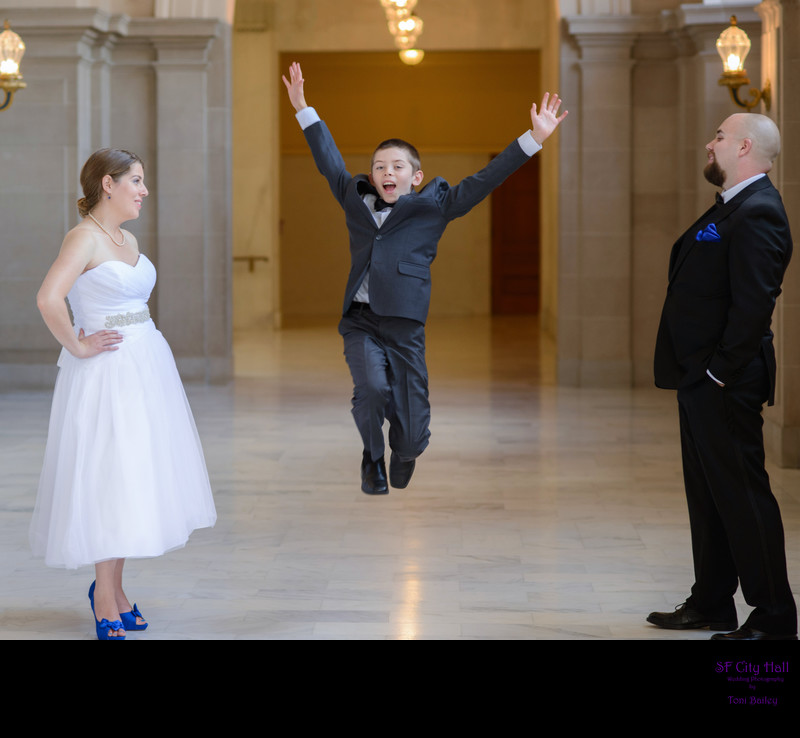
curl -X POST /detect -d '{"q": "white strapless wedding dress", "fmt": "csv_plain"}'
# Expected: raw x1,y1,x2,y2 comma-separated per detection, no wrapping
30,255,217,569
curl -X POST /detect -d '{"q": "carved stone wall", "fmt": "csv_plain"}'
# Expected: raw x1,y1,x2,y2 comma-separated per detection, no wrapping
0,6,232,386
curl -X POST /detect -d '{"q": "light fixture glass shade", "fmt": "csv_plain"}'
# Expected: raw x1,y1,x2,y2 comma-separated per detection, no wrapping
399,49,424,65
716,16,750,73
400,15,422,36
390,17,422,45
388,12,422,34
0,20,25,76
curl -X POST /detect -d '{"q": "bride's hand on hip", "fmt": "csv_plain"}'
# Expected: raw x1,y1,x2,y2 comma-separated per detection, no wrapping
76,328,123,358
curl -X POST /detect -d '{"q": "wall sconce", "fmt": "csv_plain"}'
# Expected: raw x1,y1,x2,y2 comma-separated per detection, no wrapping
379,0,425,65
0,20,26,112
716,16,770,112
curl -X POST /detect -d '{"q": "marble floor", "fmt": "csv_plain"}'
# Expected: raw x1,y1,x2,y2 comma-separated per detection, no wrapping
1,316,798,641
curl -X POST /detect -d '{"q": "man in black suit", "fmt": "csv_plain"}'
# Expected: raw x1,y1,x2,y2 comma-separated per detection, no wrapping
282,62,567,494
649,113,796,640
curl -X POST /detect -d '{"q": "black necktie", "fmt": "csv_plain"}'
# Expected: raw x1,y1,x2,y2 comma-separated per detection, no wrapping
374,198,394,212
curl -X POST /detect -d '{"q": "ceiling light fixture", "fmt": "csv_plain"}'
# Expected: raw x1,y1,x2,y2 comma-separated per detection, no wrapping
379,1,425,66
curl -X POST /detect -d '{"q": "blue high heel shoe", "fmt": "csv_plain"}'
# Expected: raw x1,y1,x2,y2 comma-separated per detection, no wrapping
95,616,126,640
89,580,148,631
120,604,148,631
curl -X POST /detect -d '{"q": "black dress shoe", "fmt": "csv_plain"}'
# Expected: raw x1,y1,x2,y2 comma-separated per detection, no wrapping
389,452,415,489
646,601,737,631
710,627,798,641
361,452,388,495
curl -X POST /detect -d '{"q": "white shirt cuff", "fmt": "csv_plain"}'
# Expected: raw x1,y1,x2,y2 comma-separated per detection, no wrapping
518,131,542,157
295,106,320,130
706,369,725,387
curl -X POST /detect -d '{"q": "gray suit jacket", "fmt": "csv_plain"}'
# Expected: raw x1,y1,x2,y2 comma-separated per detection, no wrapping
303,119,533,324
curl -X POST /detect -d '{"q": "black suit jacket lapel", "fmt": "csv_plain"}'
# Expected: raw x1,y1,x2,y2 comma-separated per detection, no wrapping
669,201,719,281
380,191,416,226
668,177,774,282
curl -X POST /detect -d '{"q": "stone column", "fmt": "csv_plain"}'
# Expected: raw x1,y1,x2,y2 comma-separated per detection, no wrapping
763,0,800,466
232,1,281,331
630,31,680,386
129,17,232,383
559,17,638,387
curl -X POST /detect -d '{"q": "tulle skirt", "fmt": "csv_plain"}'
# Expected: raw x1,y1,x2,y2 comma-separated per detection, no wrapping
30,322,217,569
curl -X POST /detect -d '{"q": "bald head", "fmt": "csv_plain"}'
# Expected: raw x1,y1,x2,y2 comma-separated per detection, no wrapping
705,113,782,188
729,113,781,168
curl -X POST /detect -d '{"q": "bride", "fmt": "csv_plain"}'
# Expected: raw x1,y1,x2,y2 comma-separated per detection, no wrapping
31,148,216,640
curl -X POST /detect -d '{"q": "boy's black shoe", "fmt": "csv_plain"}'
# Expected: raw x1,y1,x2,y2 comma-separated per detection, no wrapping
389,452,415,489
361,452,388,495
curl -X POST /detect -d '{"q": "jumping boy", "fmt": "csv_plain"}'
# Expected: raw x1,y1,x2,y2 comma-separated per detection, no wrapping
282,61,567,495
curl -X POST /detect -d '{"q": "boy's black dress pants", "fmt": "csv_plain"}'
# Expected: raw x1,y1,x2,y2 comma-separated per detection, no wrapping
339,302,431,464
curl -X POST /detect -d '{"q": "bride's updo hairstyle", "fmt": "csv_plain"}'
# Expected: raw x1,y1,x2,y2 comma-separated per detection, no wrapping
77,148,143,218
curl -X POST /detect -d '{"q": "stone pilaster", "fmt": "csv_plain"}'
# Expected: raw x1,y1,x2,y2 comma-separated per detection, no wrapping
130,17,232,383
559,17,639,386
763,0,800,466
0,8,232,388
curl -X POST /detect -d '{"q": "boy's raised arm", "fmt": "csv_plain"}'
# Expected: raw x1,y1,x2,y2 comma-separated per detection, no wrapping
529,92,568,145
282,61,308,112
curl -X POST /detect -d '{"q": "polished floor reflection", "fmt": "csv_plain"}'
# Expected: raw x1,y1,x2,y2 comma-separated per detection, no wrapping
2,316,798,639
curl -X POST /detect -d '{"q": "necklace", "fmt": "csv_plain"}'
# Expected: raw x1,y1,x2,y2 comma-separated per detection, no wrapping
88,212,126,247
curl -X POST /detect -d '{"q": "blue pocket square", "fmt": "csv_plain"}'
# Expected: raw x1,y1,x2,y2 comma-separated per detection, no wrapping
696,223,721,242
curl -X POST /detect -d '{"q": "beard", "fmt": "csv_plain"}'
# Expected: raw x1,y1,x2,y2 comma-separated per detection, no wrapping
704,159,725,188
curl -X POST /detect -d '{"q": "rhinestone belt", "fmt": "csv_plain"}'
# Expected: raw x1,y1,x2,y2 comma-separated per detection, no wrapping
104,308,151,329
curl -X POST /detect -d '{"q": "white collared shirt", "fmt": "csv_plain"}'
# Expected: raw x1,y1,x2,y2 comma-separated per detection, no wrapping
719,172,765,203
